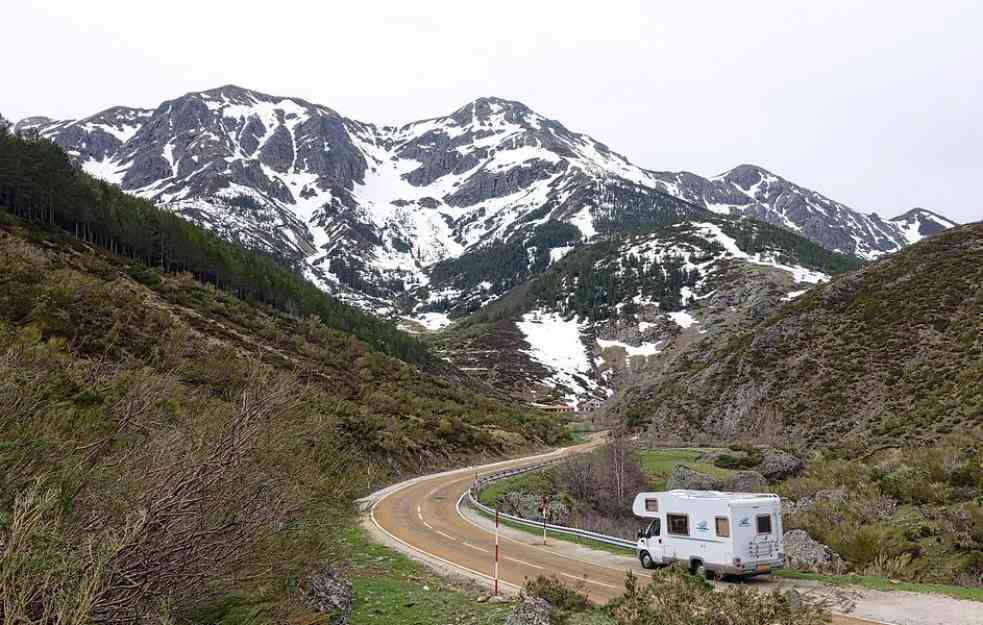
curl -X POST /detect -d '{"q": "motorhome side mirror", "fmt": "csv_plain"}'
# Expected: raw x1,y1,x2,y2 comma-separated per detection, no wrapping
637,528,649,539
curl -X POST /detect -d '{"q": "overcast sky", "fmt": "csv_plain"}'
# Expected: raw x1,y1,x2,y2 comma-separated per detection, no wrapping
4,0,980,223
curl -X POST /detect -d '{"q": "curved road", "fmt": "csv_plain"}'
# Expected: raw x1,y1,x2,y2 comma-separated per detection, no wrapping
364,438,976,625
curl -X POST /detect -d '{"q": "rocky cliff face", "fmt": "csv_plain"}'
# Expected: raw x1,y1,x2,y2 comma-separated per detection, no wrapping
15,86,956,318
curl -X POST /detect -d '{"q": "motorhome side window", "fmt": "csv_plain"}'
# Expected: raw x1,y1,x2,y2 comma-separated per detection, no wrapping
666,513,689,536
756,513,772,534
715,516,730,537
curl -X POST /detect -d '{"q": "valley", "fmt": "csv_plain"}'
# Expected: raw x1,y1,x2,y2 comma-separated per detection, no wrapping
12,85,959,409
2,79,979,625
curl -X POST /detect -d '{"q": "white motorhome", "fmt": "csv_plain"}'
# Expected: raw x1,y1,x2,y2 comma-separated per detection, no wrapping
632,490,784,578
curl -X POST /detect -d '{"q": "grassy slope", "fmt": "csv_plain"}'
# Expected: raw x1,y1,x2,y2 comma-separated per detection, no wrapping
619,223,983,452
0,213,568,622
638,449,735,490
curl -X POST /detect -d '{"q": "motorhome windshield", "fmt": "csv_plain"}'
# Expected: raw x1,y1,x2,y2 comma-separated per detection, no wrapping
646,518,660,537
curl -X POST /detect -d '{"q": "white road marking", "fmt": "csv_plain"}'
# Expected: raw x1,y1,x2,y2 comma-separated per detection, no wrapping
462,542,490,553
504,556,543,569
434,529,457,541
368,504,521,594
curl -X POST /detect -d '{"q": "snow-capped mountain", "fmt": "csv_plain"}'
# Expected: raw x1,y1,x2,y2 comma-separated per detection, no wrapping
887,208,958,244
15,85,955,315
434,216,860,407
648,165,957,259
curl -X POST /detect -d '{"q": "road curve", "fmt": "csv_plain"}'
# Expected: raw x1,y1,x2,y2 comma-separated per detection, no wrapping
364,437,899,625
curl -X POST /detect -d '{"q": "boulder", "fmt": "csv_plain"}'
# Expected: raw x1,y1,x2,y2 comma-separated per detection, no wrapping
728,470,769,492
667,465,723,490
757,449,803,480
505,596,554,625
305,567,353,625
501,491,570,525
783,529,846,573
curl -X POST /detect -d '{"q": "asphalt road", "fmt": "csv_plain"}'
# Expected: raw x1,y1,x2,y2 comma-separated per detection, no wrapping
365,437,958,625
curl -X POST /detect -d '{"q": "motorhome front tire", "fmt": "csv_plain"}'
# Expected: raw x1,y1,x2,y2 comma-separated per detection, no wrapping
639,551,655,569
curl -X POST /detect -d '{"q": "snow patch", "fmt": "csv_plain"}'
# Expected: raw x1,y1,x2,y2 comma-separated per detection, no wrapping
692,222,829,284
596,338,662,357
408,312,453,331
781,289,809,302
667,311,698,328
517,311,599,405
550,246,574,263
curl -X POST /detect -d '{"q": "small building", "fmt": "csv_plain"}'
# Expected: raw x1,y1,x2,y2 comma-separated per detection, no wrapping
532,403,575,413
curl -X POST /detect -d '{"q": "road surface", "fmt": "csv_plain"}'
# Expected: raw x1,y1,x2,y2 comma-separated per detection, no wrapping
363,437,981,625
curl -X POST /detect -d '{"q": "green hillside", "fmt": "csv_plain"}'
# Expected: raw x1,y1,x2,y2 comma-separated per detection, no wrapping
0,129,427,363
0,131,566,623
613,222,983,452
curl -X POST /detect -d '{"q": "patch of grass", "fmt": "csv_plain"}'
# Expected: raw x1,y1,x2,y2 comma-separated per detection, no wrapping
638,448,735,490
472,502,636,557
567,421,597,445
341,525,514,625
775,570,983,603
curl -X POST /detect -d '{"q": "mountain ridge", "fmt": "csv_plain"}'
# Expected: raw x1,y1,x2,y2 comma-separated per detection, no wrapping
11,85,957,319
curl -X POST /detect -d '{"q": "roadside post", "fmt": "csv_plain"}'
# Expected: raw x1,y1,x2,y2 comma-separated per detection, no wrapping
541,495,551,545
494,503,500,595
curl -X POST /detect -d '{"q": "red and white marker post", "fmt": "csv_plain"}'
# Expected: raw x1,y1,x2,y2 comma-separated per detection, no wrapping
494,505,500,595
541,495,551,545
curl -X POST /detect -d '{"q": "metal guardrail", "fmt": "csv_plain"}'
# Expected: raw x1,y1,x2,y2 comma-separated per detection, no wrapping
465,461,637,551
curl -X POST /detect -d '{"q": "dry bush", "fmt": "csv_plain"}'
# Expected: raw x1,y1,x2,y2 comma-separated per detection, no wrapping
0,357,312,625
556,436,647,537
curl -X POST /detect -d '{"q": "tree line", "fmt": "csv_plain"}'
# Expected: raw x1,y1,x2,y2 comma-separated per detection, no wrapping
0,123,430,364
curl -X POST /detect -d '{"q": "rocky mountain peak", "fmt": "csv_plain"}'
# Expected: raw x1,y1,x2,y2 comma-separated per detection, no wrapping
12,116,56,134
20,85,958,314
717,163,777,191
892,207,957,224
888,207,959,244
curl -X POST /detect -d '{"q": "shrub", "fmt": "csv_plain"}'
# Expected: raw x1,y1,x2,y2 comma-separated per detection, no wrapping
525,575,590,613
606,568,829,625
826,523,910,569
881,466,949,504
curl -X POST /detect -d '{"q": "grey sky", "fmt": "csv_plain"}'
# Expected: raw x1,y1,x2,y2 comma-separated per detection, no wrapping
4,0,980,223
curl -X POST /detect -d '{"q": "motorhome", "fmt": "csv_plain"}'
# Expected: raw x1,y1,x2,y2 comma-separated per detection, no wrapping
632,490,784,578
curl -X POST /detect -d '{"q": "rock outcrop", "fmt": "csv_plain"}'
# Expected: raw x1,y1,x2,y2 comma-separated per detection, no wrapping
667,465,723,490
305,567,353,625
783,529,846,573
505,596,554,625
728,470,769,492
667,465,769,492
756,449,804,480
